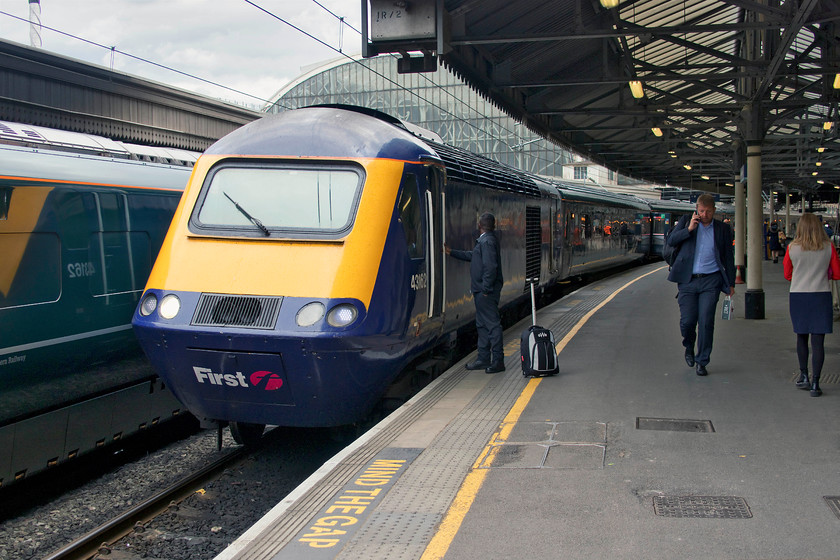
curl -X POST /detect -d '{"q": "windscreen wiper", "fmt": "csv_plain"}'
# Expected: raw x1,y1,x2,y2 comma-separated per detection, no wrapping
223,192,270,236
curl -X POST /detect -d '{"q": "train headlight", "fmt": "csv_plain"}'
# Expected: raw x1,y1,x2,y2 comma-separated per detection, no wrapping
159,294,181,319
327,303,358,327
296,302,325,327
139,293,158,316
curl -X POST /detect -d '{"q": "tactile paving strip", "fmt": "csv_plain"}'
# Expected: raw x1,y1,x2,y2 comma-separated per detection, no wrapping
789,372,840,384
825,496,840,519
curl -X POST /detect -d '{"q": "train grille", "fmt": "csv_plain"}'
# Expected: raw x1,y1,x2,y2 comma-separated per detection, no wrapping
191,293,282,329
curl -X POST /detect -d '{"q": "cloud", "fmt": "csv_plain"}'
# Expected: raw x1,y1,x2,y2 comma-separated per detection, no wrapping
0,0,363,108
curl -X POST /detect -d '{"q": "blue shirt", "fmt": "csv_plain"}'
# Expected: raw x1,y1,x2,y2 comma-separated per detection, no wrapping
692,222,719,274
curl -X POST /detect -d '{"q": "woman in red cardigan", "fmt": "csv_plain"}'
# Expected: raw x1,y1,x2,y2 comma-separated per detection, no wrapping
784,213,840,396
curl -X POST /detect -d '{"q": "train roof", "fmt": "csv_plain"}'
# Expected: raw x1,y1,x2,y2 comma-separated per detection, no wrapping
551,181,652,210
0,120,199,166
0,143,193,191
646,198,697,212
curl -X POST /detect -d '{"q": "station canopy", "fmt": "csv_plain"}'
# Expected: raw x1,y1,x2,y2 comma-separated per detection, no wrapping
364,0,840,197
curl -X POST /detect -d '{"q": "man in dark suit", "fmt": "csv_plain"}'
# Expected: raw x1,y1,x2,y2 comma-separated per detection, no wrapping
666,194,735,376
446,212,505,373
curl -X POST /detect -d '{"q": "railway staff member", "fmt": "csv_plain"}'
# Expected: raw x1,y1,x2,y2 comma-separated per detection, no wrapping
666,193,735,376
445,212,505,374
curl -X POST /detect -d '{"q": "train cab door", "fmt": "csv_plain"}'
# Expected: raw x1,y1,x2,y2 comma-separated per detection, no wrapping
424,165,445,323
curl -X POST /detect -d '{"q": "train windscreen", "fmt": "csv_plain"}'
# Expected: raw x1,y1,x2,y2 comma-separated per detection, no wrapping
192,164,363,238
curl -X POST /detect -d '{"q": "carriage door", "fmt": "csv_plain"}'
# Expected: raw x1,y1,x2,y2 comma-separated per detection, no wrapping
424,165,445,319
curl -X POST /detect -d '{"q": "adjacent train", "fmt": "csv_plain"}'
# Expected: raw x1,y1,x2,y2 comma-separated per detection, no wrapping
0,122,197,487
131,105,704,442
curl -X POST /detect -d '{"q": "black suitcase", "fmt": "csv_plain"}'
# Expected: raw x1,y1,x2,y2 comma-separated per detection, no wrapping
520,280,559,377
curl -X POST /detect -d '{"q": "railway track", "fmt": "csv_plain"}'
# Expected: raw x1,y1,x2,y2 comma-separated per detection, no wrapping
42,445,249,560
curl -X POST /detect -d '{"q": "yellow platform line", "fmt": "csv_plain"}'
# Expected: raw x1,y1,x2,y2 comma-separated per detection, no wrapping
419,265,666,560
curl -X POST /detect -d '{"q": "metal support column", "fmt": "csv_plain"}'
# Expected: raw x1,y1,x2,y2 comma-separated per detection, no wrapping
785,188,791,236
734,174,746,284
745,142,765,319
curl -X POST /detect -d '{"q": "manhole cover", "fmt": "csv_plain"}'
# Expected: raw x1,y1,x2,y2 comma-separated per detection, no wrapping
653,495,751,518
636,417,715,432
825,496,840,519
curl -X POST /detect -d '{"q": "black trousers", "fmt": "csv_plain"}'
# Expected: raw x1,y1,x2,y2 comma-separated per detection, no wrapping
677,274,722,366
474,292,503,364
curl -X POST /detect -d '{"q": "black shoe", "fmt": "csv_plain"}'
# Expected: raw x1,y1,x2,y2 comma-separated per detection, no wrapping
485,362,505,374
810,381,822,397
795,370,810,389
685,348,695,367
696,364,708,376
465,360,490,371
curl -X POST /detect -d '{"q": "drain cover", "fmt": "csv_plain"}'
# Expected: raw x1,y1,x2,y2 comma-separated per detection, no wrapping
825,496,840,519
653,496,751,518
636,417,715,433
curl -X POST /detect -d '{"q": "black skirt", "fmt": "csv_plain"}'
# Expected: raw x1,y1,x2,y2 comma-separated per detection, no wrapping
789,292,833,334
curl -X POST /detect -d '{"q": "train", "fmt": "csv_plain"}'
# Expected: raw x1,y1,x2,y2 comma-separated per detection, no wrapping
131,105,709,444
0,121,197,488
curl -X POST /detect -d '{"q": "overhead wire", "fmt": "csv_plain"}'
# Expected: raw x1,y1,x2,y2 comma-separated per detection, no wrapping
1,3,551,158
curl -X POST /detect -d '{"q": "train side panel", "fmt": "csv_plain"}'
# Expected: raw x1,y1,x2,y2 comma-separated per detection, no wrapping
0,144,191,486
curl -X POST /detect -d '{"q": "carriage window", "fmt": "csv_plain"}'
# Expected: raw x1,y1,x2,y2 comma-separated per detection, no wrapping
398,174,423,259
0,233,60,308
192,164,363,237
0,187,10,220
581,213,592,238
89,232,152,296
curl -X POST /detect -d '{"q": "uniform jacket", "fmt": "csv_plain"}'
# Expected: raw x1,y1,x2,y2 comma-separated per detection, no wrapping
666,215,735,293
450,231,503,295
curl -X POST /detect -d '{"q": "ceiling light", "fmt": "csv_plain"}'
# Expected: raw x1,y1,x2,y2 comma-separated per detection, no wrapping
701,175,710,180
834,73,840,89
629,81,645,98
651,127,663,137
824,121,833,130
683,164,692,170
600,0,620,8
813,171,819,176
818,147,826,153
817,161,823,167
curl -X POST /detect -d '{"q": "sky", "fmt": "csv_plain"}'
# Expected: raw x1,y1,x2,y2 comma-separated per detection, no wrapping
0,0,364,109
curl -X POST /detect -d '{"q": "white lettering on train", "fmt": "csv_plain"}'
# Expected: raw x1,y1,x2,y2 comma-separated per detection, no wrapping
192,366,248,387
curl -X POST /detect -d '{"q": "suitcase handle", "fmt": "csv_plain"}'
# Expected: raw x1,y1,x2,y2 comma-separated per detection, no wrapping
527,277,538,326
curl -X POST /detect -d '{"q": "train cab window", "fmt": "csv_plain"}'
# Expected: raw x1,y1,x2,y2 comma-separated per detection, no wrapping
398,174,424,259
191,164,363,238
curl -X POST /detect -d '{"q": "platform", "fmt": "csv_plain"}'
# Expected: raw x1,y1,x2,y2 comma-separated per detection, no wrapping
216,260,840,560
